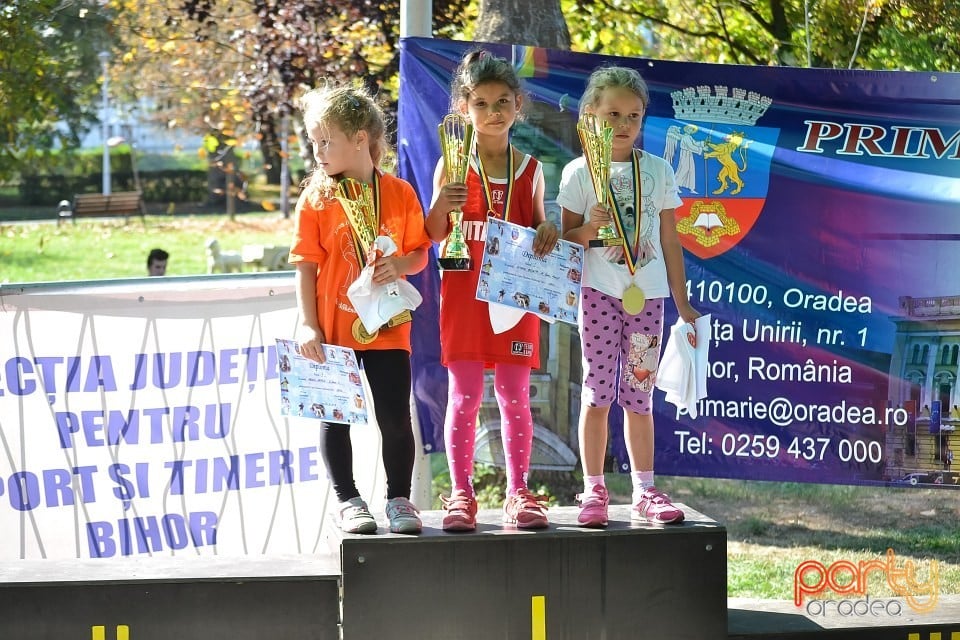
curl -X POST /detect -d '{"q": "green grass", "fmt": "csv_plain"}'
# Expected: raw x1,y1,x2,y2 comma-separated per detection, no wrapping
0,213,296,283
658,476,960,600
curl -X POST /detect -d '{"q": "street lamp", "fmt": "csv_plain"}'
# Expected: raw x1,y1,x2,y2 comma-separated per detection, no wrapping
98,51,111,195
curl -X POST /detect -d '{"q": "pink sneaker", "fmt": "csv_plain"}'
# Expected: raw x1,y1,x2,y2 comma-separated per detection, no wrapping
503,489,549,529
441,489,478,532
633,487,685,524
576,485,609,528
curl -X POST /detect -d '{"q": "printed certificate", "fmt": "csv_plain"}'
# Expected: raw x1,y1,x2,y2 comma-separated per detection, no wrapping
476,216,583,325
276,339,367,424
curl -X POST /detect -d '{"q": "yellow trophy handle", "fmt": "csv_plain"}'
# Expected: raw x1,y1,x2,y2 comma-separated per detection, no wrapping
577,113,623,248
437,114,476,271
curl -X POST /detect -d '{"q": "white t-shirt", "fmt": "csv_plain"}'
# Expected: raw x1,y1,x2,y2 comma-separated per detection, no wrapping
557,151,682,299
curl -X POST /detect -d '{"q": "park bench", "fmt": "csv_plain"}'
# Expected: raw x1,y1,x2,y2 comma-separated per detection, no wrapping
58,191,144,224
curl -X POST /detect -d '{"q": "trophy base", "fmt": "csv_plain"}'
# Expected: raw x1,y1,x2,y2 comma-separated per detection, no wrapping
438,256,472,271
589,237,624,248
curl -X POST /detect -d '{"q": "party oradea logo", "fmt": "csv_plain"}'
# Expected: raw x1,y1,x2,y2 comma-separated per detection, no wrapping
647,86,779,259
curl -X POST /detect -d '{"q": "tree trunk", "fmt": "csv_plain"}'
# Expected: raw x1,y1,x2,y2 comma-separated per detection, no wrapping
257,113,283,185
474,0,570,49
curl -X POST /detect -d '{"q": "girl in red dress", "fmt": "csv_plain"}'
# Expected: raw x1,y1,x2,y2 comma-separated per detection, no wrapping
426,50,559,531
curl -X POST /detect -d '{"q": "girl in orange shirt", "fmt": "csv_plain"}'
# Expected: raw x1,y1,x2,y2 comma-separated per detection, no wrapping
290,84,431,535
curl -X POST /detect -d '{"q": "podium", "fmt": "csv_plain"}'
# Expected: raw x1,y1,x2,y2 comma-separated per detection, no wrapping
336,503,727,640
0,504,727,639
0,555,342,640
5,503,960,639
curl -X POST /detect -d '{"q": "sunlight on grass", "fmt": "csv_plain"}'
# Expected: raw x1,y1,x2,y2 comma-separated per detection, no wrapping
1,214,295,283
662,476,960,599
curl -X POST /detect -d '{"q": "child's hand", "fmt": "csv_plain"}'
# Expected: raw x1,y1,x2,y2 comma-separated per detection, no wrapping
678,304,701,347
679,305,700,325
532,221,559,257
588,203,613,235
373,254,401,285
298,327,326,364
435,182,468,215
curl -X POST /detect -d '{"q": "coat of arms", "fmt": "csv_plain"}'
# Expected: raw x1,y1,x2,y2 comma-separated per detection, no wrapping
647,85,779,259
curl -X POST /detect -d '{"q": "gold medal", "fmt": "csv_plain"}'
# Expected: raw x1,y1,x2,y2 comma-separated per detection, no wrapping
622,284,646,315
386,310,412,327
351,317,378,345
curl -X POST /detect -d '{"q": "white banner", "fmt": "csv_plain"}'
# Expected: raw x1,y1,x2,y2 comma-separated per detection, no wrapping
0,274,384,561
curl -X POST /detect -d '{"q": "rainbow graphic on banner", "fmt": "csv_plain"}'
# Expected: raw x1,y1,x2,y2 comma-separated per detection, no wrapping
512,45,549,78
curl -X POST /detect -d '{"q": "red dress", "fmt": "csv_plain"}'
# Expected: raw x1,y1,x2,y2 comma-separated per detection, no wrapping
438,152,542,369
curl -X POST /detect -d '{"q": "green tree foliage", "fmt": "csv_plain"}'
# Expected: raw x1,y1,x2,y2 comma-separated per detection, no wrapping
0,0,115,177
168,0,472,180
563,0,960,71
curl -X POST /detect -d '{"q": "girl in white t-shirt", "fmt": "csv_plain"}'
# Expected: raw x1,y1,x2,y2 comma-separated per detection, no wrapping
558,65,700,528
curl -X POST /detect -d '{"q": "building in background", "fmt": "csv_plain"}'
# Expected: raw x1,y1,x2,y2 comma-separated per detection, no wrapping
886,295,960,484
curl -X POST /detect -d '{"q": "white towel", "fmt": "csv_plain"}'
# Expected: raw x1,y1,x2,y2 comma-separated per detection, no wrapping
655,314,712,418
347,236,423,334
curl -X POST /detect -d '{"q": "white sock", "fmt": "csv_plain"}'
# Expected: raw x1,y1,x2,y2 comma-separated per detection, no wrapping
631,470,655,503
584,474,606,494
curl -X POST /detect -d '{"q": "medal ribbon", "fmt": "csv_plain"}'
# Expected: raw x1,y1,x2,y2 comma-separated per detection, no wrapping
343,171,381,267
475,145,514,221
608,150,643,275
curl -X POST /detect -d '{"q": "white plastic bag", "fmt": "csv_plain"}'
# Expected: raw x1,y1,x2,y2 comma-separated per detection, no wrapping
347,236,423,334
655,314,712,418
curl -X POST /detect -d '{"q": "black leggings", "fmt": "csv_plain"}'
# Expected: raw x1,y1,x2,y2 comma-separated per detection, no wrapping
319,349,415,502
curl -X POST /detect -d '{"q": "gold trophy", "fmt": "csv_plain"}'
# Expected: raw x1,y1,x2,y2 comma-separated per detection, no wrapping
578,113,623,248
437,113,475,271
336,178,399,298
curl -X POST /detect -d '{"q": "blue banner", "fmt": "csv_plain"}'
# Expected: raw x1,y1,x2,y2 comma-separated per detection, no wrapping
399,37,960,486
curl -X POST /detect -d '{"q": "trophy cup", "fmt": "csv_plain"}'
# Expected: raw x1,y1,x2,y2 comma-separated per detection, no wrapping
336,178,398,297
437,113,475,271
577,113,623,248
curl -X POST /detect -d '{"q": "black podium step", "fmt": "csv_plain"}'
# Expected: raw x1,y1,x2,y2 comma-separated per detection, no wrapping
4,503,956,640
333,502,728,640
0,555,341,640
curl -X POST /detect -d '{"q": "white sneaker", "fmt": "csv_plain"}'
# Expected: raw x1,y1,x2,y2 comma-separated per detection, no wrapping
385,497,422,534
339,497,377,534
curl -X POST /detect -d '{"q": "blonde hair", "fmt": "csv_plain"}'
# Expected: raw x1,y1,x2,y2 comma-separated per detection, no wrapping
297,83,391,204
581,65,650,110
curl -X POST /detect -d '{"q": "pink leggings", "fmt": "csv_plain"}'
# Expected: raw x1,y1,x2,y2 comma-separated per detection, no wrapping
445,360,533,495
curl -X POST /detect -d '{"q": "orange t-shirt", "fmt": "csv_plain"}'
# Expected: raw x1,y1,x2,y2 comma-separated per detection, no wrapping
289,173,430,352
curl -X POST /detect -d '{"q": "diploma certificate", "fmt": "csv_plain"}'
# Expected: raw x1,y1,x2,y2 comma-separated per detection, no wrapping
475,216,583,325
276,339,368,424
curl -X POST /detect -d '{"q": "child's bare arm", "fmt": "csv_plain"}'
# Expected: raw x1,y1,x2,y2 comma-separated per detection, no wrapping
294,262,326,363
659,208,699,325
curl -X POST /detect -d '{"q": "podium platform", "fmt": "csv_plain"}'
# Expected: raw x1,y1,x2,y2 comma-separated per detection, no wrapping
334,503,728,640
0,503,726,640
0,555,342,640
4,504,956,639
